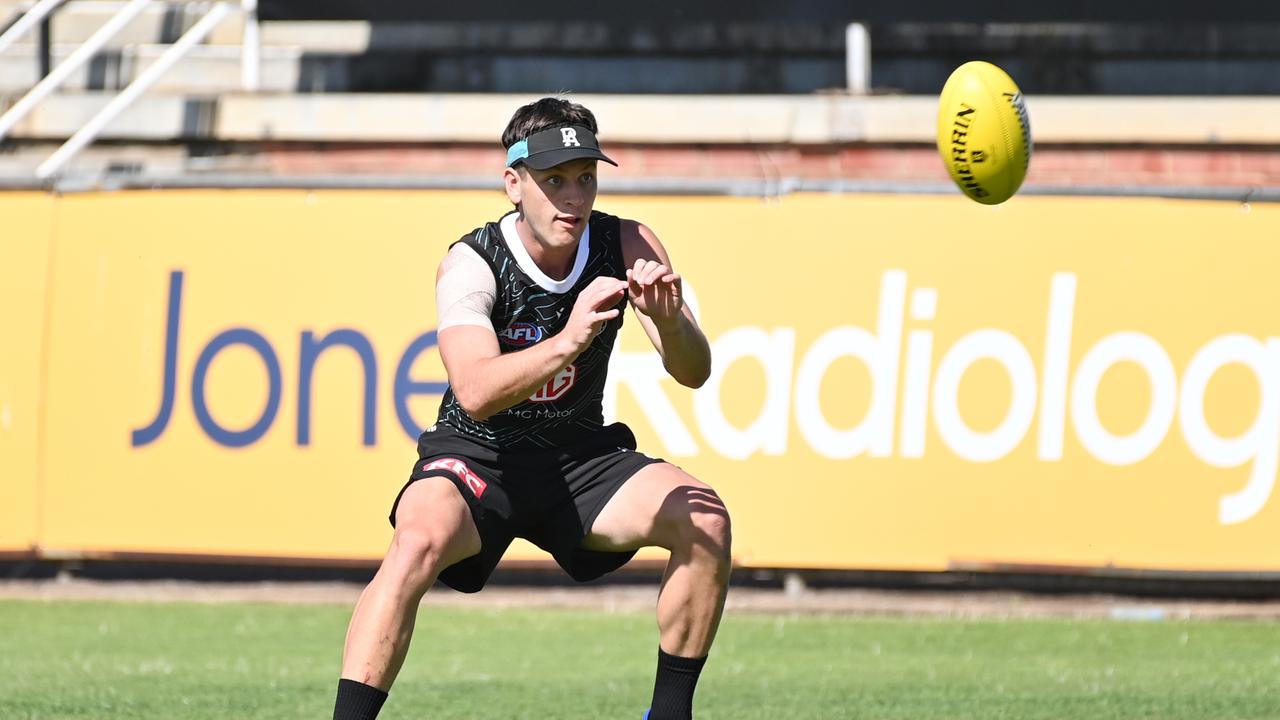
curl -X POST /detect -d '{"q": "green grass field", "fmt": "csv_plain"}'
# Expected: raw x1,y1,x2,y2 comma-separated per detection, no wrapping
2,598,1279,719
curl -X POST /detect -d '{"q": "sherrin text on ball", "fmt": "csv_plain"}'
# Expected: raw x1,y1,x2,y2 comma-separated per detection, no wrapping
936,60,1032,205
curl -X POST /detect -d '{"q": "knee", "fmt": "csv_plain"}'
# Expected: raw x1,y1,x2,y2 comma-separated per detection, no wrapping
662,488,732,562
383,525,448,593
381,477,476,593
693,506,733,561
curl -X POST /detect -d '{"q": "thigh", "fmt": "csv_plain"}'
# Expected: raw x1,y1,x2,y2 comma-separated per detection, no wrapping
581,462,727,553
390,450,526,593
392,475,483,569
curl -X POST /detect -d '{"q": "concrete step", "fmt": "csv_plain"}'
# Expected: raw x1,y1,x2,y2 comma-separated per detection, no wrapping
43,1,246,47
1,2,245,46
0,42,300,92
0,2,25,31
0,1,31,20
0,91,209,139
259,20,368,53
2,4,371,52
0,138,190,175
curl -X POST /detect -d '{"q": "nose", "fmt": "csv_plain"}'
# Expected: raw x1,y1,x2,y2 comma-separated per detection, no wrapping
563,184,583,208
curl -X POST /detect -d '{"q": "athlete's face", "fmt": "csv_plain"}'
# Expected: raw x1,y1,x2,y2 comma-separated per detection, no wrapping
504,158,598,250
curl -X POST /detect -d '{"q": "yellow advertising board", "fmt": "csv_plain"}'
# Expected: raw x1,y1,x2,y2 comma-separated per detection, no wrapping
41,190,467,560
605,194,1280,572
31,189,1280,572
0,193,54,555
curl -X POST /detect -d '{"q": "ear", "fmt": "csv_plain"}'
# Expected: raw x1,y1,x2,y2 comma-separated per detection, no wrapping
503,166,523,205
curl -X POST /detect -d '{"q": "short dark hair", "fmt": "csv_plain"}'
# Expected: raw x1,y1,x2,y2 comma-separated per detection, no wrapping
501,97,600,150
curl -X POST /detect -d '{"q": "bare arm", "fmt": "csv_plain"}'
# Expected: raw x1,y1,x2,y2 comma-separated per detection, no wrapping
438,326,574,421
437,258,627,420
621,220,712,388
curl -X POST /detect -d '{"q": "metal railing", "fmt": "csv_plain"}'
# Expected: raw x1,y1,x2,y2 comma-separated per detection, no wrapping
0,0,63,55
0,0,260,178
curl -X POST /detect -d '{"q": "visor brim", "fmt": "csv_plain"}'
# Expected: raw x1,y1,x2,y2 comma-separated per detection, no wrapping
519,147,618,170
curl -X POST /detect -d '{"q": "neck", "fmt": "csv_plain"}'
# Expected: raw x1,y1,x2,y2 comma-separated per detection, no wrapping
514,214,577,280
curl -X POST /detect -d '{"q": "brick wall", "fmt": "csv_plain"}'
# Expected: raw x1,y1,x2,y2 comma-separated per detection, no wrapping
260,143,1280,188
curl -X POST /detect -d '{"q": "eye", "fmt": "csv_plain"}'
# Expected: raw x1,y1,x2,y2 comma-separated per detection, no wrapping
580,173,595,184
546,175,562,186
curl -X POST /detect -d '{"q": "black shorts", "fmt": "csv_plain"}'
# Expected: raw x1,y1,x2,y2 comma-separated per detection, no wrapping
389,422,663,593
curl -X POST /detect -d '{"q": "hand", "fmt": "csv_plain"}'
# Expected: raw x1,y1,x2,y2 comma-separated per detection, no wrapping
558,275,626,355
627,258,683,329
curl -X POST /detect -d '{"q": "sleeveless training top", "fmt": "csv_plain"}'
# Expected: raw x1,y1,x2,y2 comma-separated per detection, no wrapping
435,210,628,450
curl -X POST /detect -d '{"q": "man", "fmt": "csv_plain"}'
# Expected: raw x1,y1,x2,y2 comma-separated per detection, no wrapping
332,97,731,720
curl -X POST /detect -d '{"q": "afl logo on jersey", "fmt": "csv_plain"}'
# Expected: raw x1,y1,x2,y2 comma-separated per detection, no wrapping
499,322,544,347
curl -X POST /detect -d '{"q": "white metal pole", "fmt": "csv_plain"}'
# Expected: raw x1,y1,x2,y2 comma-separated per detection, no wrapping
0,0,65,56
845,22,870,95
37,2,232,178
0,0,152,141
241,0,259,91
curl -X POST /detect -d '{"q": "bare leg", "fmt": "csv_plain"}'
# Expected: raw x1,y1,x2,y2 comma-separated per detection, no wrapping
340,476,482,689
584,464,732,657
650,485,732,656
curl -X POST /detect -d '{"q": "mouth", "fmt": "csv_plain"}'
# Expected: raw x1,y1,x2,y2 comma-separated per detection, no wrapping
554,215,580,230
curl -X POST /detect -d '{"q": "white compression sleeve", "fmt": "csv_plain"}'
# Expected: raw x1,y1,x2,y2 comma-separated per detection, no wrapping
436,243,496,331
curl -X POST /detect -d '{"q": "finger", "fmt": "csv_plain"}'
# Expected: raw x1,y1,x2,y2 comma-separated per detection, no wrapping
594,278,626,297
592,308,620,322
592,275,626,295
637,265,665,286
661,272,679,284
590,295,622,313
591,286,626,309
633,259,656,285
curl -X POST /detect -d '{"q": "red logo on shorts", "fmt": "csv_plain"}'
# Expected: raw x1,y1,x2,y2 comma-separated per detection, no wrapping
421,458,488,498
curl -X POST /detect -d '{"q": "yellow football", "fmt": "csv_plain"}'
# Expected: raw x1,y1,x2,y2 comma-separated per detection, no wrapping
936,61,1032,205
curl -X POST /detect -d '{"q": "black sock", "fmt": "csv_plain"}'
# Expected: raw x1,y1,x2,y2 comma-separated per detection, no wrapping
333,678,388,720
648,647,707,720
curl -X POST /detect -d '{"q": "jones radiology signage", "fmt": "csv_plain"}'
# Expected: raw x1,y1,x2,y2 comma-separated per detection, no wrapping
18,190,1279,567
129,265,1278,525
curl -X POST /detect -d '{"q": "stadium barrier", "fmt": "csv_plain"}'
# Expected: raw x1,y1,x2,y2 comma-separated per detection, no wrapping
4,188,1280,573
0,192,53,558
